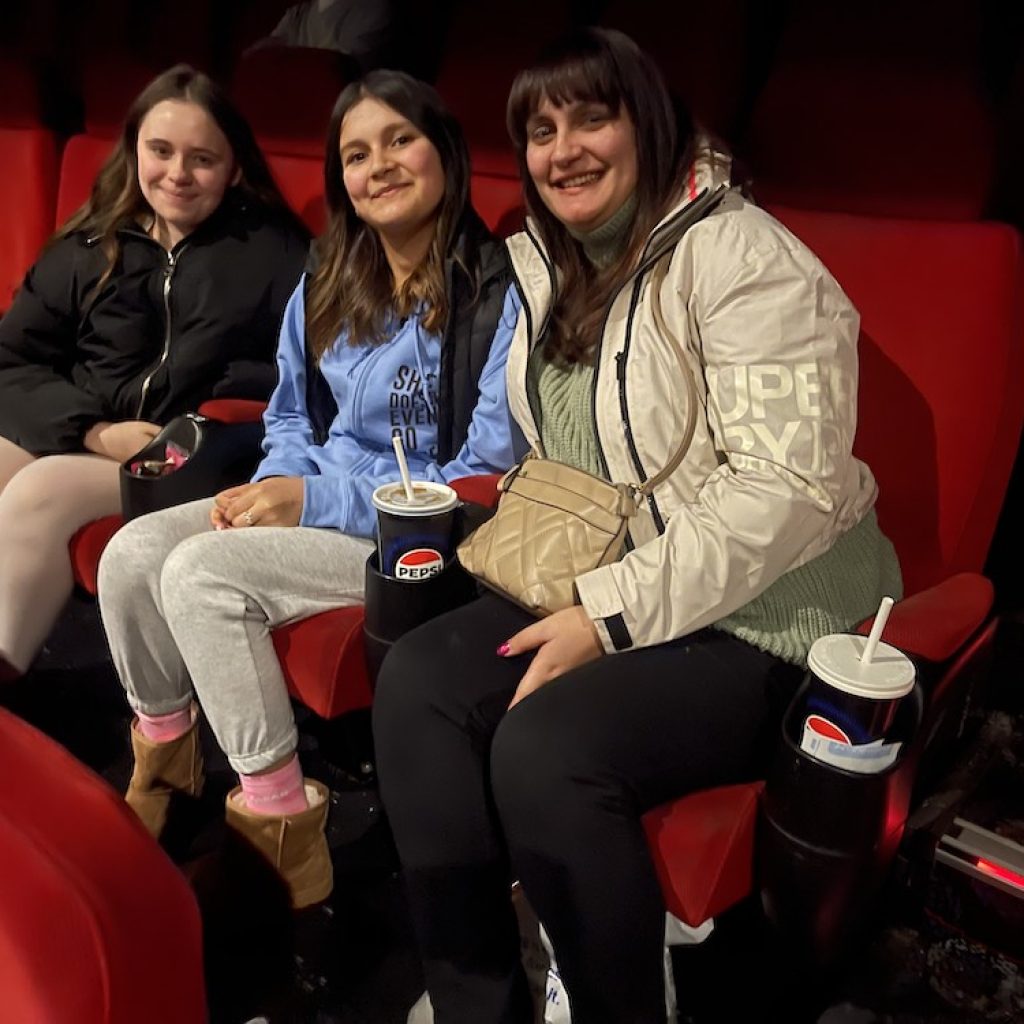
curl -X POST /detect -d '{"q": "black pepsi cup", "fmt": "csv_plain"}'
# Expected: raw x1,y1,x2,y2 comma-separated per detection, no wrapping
371,481,459,581
800,632,915,757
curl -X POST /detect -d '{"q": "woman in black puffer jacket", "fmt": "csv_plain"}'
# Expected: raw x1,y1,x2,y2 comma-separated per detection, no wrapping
0,64,309,681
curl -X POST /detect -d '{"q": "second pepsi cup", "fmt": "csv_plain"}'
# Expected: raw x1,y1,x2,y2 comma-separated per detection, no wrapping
801,632,915,750
371,481,459,581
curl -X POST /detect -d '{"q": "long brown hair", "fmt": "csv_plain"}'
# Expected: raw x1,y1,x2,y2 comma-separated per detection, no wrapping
507,28,694,365
60,64,305,297
306,70,473,359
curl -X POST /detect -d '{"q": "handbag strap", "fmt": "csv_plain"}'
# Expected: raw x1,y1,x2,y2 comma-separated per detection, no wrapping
636,255,699,496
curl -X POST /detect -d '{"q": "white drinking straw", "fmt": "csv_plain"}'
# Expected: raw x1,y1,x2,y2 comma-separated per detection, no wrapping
860,595,895,664
391,432,416,502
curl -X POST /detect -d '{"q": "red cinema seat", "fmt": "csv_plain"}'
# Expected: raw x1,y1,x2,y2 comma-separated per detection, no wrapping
0,708,205,1024
232,48,356,158
642,209,1024,927
745,63,996,220
266,150,327,234
600,0,751,140
81,59,157,138
472,173,525,237
0,126,58,312
0,59,45,127
56,134,116,227
434,2,571,178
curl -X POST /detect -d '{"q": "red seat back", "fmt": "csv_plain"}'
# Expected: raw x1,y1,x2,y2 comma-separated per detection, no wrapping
232,48,355,157
266,150,327,235
0,127,58,312
0,709,205,1023
56,134,116,227
434,3,572,178
471,173,525,237
0,59,45,127
600,0,751,139
748,65,995,220
769,207,1024,595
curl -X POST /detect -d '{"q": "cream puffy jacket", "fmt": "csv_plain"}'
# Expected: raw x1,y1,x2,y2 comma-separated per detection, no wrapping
504,146,880,654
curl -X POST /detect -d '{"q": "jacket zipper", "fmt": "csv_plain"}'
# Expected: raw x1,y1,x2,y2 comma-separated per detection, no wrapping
615,268,666,533
595,186,730,534
516,186,726,520
135,243,187,419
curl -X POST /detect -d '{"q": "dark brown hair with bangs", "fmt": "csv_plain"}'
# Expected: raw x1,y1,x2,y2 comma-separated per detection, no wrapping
306,70,474,359
507,28,694,365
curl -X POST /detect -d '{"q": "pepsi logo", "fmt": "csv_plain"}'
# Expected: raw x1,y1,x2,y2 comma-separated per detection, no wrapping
395,548,444,580
805,714,851,745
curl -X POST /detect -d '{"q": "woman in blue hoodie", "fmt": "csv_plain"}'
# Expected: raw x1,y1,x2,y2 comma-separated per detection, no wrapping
97,70,520,908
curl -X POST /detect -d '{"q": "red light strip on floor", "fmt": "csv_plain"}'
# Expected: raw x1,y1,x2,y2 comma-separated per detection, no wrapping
976,858,1024,888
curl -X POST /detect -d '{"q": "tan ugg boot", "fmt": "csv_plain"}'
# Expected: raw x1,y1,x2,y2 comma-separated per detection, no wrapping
125,714,204,838
224,779,333,909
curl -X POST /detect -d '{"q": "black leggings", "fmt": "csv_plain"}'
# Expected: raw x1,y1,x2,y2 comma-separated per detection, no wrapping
372,595,802,1024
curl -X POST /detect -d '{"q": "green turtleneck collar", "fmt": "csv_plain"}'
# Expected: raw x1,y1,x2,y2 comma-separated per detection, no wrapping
567,192,638,270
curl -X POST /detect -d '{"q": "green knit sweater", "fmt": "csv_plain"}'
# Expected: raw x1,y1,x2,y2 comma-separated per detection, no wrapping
527,199,903,664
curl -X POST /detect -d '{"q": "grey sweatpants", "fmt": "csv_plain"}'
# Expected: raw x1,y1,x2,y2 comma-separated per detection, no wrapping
98,498,373,774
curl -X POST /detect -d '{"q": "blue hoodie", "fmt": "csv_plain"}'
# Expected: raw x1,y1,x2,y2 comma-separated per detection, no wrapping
252,277,521,537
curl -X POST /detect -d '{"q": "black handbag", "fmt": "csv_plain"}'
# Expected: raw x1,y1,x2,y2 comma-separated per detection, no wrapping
119,412,264,521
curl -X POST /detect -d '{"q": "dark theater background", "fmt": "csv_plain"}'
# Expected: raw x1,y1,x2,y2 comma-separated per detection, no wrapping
1,2,1023,1022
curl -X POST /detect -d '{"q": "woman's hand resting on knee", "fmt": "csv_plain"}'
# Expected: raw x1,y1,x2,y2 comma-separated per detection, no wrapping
83,420,161,463
211,477,304,529
501,606,604,709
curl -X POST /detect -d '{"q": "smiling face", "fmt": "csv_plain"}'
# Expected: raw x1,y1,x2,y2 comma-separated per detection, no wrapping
525,95,638,234
339,95,446,251
136,99,238,249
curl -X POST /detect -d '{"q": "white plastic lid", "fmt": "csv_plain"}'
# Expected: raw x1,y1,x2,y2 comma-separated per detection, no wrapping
371,481,458,517
807,633,915,701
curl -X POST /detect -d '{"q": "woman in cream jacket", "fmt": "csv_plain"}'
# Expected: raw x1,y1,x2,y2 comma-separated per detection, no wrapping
373,28,901,1024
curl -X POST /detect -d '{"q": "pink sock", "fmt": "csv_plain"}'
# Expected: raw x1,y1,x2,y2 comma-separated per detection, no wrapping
238,754,309,816
136,707,193,743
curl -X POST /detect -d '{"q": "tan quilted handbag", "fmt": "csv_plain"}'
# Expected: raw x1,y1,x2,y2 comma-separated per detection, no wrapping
457,240,705,616
457,456,642,615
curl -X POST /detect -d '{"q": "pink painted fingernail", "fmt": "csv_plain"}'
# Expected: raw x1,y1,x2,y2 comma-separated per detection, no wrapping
496,642,510,657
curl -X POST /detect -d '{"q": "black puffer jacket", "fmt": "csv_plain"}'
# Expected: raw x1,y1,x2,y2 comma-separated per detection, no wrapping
0,197,309,454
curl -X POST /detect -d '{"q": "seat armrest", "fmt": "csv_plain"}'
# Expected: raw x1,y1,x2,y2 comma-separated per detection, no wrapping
856,572,994,663
197,398,267,424
449,474,502,510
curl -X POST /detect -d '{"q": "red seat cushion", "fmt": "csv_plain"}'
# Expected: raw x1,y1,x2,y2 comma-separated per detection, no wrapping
71,515,124,596
643,783,764,926
274,606,373,720
0,709,205,1023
